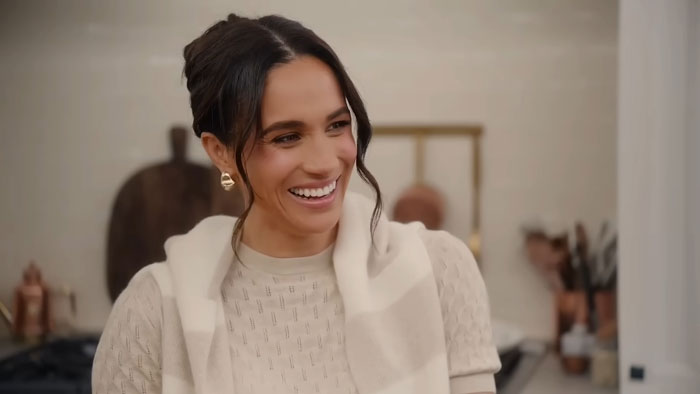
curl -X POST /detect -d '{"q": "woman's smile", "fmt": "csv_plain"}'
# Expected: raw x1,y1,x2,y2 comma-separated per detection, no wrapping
287,177,340,209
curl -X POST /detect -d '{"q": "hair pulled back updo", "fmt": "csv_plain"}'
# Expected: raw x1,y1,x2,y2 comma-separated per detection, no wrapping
183,14,382,242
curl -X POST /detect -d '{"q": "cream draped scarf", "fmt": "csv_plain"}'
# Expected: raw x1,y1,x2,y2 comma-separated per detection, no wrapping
142,192,449,394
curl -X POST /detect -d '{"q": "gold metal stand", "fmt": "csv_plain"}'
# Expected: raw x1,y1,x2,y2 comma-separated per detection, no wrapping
373,125,484,262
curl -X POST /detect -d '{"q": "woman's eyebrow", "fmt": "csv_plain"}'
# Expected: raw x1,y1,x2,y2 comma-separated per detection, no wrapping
326,106,350,121
262,107,350,136
262,120,304,136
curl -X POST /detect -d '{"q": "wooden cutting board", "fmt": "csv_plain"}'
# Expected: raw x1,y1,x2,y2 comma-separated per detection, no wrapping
106,128,244,302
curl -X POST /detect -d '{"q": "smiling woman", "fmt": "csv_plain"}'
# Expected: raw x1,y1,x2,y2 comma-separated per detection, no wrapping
182,14,382,257
92,13,500,394
219,56,358,254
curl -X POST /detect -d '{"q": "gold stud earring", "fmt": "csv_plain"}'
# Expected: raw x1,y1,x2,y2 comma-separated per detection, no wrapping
220,172,235,191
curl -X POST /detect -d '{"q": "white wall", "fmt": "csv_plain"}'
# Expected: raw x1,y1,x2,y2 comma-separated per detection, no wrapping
618,0,699,393
0,0,617,340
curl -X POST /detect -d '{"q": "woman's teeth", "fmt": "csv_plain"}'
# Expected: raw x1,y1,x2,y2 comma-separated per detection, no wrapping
290,180,337,199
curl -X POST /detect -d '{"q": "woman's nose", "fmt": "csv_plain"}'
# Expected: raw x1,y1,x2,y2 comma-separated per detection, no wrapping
302,133,337,175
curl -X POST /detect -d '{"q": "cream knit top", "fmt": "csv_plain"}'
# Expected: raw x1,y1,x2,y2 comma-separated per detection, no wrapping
92,229,501,394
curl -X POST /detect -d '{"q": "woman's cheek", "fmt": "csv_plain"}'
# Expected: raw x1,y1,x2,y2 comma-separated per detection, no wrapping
337,133,357,163
246,146,293,194
251,145,295,173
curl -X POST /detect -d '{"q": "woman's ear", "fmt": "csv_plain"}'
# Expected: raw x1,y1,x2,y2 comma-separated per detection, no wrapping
201,132,238,178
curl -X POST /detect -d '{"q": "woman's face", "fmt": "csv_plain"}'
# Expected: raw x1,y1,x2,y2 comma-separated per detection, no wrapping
243,55,356,237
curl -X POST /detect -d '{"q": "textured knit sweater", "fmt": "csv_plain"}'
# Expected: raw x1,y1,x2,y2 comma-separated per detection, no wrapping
92,195,501,394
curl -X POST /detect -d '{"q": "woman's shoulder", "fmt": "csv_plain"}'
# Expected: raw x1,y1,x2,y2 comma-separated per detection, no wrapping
121,264,162,298
109,264,164,330
417,229,481,282
416,228,490,307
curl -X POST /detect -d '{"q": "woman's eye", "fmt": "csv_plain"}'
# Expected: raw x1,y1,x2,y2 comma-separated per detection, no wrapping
328,120,351,132
272,133,300,144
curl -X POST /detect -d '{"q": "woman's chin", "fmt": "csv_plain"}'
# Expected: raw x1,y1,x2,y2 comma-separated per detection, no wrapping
300,222,339,236
290,212,341,236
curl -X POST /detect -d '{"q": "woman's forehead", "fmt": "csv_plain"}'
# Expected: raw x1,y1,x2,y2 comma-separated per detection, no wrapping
261,56,347,126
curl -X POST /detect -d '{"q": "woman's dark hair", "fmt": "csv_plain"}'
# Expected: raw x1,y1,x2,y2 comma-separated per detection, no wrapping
183,13,382,245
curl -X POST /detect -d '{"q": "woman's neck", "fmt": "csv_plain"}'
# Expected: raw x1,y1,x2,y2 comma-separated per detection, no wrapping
240,213,337,258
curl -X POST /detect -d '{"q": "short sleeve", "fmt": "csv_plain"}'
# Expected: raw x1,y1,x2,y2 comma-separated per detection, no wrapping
420,230,501,394
92,270,163,394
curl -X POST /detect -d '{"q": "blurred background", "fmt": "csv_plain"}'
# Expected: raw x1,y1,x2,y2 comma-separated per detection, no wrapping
0,1,697,394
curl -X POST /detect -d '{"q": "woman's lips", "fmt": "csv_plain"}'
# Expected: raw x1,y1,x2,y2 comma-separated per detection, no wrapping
289,178,337,199
287,177,340,209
